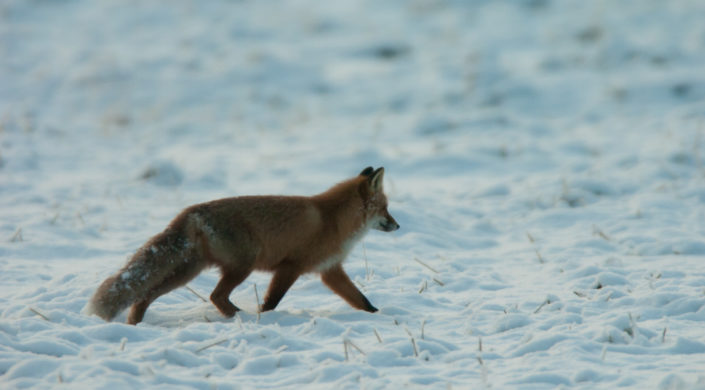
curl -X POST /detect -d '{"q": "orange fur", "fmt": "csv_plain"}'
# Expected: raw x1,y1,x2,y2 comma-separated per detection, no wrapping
86,167,399,324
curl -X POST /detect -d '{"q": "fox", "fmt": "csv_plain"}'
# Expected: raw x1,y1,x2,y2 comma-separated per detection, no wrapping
86,167,399,325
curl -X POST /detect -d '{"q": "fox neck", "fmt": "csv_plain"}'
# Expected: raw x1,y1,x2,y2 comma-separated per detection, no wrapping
313,177,368,236
312,177,370,272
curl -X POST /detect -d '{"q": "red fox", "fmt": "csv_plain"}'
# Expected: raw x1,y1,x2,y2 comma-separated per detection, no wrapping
86,167,399,325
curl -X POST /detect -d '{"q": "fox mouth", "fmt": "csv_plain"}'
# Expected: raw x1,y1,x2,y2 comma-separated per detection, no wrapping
378,220,400,232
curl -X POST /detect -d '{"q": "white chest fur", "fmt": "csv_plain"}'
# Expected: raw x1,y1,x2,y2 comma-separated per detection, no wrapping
315,223,371,272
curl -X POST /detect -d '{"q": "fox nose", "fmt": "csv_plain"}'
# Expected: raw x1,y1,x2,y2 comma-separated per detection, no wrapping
383,219,400,232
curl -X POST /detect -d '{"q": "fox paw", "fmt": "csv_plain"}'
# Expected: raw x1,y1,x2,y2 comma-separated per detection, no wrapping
215,302,240,318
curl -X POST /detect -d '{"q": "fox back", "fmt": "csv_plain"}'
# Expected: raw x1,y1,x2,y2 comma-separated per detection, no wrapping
86,167,399,324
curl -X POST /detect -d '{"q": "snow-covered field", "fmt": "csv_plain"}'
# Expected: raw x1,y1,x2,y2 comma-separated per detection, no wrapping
3,0,705,388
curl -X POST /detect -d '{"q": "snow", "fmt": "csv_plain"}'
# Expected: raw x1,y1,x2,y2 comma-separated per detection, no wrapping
2,0,705,388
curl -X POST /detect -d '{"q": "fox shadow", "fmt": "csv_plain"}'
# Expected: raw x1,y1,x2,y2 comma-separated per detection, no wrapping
137,301,383,328
139,303,337,328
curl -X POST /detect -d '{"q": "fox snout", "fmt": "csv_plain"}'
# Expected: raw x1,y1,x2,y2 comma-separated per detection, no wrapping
376,212,400,232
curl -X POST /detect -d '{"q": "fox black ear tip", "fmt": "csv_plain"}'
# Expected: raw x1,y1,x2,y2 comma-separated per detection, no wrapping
360,166,375,176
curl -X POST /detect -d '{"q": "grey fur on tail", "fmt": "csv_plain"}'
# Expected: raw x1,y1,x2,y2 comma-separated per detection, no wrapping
86,272,139,321
86,220,204,322
85,245,162,321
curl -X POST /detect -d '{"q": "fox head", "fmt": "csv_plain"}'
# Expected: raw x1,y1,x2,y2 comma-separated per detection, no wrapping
359,166,400,232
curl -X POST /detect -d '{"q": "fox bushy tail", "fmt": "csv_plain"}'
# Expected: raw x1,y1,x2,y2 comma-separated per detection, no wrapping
86,271,140,321
86,245,165,321
86,220,205,322
87,245,184,320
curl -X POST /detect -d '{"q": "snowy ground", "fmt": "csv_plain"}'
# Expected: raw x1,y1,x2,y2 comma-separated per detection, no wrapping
3,0,705,388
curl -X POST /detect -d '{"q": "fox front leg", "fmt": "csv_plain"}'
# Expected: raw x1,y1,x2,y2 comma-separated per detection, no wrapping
261,263,301,312
321,264,378,313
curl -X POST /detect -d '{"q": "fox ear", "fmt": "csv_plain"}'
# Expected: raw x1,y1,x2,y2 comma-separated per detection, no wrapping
369,167,384,193
360,166,375,177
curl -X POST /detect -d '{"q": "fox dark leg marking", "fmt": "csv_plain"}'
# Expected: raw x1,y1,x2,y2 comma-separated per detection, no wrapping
261,263,300,312
210,268,252,317
321,264,378,313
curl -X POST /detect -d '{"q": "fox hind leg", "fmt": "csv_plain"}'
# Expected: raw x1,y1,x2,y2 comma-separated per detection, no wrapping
127,298,153,325
210,268,252,317
126,255,206,325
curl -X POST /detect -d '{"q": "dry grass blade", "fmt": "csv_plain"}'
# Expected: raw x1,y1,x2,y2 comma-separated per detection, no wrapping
196,339,228,353
404,327,419,357
10,228,23,242
29,307,49,321
534,300,548,314
362,241,370,280
414,257,439,273
185,286,207,302
432,278,445,286
254,283,261,322
373,328,383,343
593,224,610,241
478,354,488,388
235,311,243,330
535,249,545,264
346,340,366,356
